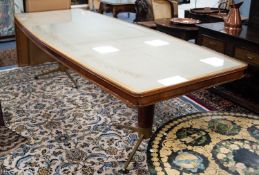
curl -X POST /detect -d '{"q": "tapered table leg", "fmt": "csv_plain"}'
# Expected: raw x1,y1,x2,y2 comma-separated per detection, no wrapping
137,105,155,138
0,102,5,126
34,67,62,79
15,23,29,67
34,64,78,88
117,105,155,173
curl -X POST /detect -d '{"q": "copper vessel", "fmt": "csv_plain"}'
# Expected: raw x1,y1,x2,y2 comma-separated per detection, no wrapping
223,1,243,30
224,27,241,36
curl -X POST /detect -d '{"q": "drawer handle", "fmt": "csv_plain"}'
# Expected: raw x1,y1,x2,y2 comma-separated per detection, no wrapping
246,54,255,60
247,56,254,60
209,41,217,46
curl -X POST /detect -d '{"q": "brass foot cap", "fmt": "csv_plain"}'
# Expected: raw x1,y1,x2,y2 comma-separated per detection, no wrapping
118,169,129,174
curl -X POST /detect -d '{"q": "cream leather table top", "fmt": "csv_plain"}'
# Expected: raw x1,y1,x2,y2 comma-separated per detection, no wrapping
15,9,246,96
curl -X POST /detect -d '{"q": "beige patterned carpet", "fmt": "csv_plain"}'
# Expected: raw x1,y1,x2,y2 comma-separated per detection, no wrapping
0,63,212,175
0,48,17,67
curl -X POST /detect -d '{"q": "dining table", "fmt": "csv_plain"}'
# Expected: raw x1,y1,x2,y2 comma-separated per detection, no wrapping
14,9,247,172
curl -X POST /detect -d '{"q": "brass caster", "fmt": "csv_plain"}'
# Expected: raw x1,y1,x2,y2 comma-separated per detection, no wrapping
118,169,130,174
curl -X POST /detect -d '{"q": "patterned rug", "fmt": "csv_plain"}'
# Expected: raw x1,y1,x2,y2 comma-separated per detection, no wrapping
187,91,251,113
0,63,253,175
147,112,259,175
0,48,17,67
0,126,28,157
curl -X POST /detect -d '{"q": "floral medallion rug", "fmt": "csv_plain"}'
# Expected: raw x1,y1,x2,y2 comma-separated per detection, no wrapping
0,63,249,175
147,112,259,175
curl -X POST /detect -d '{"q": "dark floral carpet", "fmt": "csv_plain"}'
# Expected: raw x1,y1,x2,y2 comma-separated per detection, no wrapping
0,63,252,175
187,90,251,114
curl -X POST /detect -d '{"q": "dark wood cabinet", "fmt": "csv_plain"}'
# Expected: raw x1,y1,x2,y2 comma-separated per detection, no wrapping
179,0,190,4
72,0,87,5
199,34,225,53
185,10,224,23
234,47,259,67
249,0,259,27
197,22,259,114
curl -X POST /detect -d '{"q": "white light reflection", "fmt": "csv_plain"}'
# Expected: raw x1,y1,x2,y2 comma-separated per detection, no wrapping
200,57,224,67
158,76,187,86
144,40,170,47
92,46,119,54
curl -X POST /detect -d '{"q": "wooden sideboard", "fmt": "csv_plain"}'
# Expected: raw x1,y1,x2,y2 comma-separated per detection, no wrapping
197,22,259,114
249,0,259,27
185,10,224,23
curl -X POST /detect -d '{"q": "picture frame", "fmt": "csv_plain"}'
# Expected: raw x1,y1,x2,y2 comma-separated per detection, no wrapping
0,0,15,40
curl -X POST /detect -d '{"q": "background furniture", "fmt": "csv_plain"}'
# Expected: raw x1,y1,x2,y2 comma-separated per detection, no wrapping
72,0,87,5
185,9,248,24
178,0,189,4
134,0,150,22
24,0,71,12
99,0,135,18
248,0,259,27
184,10,225,23
178,0,219,18
137,0,178,28
0,0,15,41
197,22,259,114
88,0,101,11
155,18,198,40
152,0,177,20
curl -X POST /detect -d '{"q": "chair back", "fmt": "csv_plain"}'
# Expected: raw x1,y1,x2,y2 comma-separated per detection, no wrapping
151,0,178,20
88,0,101,11
25,0,71,12
170,0,178,17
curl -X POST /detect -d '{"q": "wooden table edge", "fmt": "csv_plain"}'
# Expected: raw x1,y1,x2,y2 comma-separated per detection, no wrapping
14,16,247,108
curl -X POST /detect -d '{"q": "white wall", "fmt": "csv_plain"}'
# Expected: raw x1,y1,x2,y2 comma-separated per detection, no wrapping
240,0,251,17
